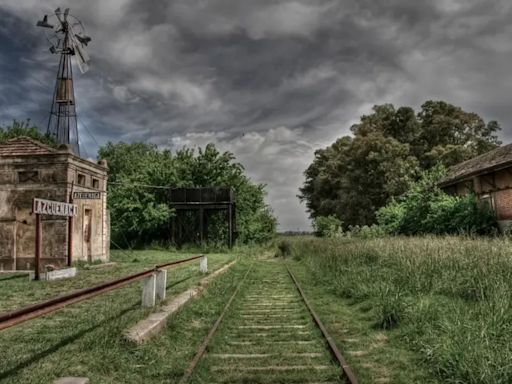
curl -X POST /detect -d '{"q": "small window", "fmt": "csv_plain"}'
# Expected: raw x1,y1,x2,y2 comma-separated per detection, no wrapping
77,174,86,186
480,194,495,213
92,178,99,189
18,171,39,183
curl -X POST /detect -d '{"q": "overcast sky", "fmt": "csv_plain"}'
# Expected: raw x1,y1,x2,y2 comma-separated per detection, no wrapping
1,1,512,231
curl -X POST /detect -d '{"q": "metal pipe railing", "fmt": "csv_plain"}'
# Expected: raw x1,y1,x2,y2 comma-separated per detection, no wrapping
0,255,203,331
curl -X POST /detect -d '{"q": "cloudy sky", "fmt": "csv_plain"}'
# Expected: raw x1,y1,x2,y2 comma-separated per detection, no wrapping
1,1,512,230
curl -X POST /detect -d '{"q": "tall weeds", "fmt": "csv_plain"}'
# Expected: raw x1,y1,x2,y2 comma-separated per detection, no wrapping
287,236,512,383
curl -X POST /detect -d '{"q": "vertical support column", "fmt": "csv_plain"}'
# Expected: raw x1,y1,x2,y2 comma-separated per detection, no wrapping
170,216,176,246
68,183,74,267
141,272,156,307
67,215,73,267
228,204,233,248
34,213,42,281
200,255,208,273
178,214,183,247
155,269,167,301
199,207,205,245
204,210,208,243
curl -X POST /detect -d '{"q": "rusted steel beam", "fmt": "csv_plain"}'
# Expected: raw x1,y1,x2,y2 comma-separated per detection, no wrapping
286,265,359,384
0,255,203,331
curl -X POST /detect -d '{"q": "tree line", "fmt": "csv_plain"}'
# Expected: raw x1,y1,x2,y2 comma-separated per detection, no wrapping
299,101,501,233
0,120,277,246
99,142,276,246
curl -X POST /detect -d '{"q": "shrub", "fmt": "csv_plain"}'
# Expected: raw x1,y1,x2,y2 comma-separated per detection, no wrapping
377,165,498,235
312,215,342,237
276,239,292,257
357,224,386,239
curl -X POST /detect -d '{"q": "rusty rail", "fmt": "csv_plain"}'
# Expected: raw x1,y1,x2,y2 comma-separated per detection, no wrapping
0,255,203,331
286,265,359,384
178,263,252,384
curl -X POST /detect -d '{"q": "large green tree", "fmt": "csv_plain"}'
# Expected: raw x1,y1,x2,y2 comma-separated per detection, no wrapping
299,101,501,226
98,142,276,246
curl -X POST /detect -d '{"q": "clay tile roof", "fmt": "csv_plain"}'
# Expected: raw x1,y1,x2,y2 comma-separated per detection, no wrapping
0,137,57,157
440,143,512,186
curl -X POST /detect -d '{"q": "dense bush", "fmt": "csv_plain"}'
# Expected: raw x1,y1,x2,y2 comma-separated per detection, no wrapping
377,166,497,235
312,215,342,237
346,224,385,239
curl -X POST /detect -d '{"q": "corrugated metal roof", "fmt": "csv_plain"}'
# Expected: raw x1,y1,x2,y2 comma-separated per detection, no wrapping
0,137,57,156
440,143,512,186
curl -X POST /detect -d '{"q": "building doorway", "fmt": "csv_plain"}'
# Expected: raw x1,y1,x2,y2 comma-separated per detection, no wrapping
83,209,92,262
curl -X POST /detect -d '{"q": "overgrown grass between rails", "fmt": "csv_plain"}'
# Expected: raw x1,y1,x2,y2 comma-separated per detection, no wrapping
0,252,249,383
279,236,512,384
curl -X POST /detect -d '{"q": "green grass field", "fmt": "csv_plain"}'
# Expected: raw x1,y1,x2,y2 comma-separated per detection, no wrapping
280,235,512,384
0,249,239,383
2,237,509,383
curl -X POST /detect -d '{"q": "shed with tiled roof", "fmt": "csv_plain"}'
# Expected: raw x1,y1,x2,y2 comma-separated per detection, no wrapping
440,144,512,232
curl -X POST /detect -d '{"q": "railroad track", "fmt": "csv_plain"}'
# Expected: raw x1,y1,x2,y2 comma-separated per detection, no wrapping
180,260,358,384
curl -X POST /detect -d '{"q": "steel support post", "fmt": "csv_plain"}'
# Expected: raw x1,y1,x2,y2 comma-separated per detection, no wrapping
34,213,42,281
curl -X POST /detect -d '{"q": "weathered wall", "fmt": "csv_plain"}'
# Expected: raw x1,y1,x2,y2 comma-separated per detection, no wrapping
68,157,108,263
495,189,512,220
0,152,108,270
446,169,512,230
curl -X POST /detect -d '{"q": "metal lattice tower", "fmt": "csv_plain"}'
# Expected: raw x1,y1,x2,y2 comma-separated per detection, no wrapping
37,8,92,156
47,29,79,154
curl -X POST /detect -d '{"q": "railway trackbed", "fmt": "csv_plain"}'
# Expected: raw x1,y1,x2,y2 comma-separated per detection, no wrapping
180,260,358,384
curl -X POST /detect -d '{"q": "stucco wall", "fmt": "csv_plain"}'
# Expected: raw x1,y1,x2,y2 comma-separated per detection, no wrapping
0,152,108,270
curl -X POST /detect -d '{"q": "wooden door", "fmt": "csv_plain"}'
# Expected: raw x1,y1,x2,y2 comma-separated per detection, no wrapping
84,209,92,262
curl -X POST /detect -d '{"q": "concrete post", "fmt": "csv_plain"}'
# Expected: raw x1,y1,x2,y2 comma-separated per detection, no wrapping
155,269,167,301
142,273,156,307
200,255,208,273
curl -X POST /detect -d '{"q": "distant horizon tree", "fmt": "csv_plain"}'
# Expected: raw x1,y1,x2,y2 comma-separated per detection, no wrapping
0,119,57,147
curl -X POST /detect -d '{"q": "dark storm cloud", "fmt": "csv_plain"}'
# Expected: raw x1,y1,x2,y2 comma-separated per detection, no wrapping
1,0,512,230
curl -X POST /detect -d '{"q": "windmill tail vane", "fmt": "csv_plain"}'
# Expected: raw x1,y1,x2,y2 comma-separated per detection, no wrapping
36,7,92,156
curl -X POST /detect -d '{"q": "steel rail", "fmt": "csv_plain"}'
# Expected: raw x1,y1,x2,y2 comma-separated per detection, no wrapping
178,263,252,384
286,265,359,384
0,255,203,331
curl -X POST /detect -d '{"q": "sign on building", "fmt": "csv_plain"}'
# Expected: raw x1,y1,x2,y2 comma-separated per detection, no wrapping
32,198,78,217
73,191,101,200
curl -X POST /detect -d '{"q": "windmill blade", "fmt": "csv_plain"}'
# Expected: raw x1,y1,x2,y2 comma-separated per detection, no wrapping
76,34,91,46
54,7,64,24
75,56,90,74
69,33,91,66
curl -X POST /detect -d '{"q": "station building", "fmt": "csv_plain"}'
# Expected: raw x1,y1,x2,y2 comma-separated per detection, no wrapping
0,137,109,271
439,143,512,232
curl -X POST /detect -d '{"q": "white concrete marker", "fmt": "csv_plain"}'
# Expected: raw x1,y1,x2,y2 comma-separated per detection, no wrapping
200,255,208,273
155,269,167,301
54,378,89,384
142,272,156,307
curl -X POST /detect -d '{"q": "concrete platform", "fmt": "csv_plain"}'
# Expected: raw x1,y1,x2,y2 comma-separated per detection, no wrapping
30,267,77,281
125,259,237,344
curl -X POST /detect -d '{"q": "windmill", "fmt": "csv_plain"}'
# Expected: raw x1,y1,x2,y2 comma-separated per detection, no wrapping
37,8,92,155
